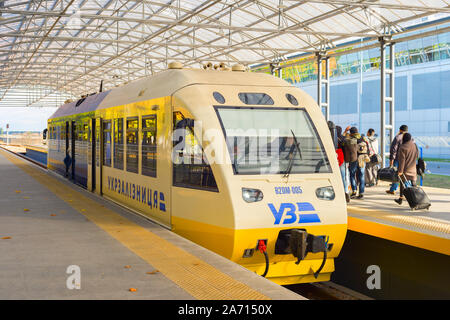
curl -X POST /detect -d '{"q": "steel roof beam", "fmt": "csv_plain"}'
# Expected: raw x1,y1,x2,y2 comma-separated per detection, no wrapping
1,0,449,104
0,9,378,37
0,0,76,101
304,0,450,14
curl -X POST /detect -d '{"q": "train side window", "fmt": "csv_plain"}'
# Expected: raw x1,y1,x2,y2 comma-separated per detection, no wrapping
83,122,89,141
103,120,112,167
126,117,139,173
142,115,157,177
76,123,82,141
113,118,124,170
74,123,78,141
172,112,218,192
58,125,63,152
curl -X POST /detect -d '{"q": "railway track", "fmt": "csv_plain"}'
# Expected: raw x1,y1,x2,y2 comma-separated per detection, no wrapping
0,145,47,169
286,281,371,300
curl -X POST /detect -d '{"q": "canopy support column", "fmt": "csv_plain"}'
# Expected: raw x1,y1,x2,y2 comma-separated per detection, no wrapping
270,63,282,78
316,51,330,121
380,36,395,168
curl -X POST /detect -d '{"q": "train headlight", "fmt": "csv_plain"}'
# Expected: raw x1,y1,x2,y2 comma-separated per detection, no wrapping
242,188,263,203
315,186,335,201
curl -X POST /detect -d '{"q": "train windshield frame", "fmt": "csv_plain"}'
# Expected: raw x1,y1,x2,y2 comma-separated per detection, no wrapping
214,106,332,175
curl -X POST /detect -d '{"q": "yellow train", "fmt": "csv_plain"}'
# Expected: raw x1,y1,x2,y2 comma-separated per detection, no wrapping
47,63,347,285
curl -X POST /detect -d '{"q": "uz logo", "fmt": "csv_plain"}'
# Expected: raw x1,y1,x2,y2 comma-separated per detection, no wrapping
268,202,321,225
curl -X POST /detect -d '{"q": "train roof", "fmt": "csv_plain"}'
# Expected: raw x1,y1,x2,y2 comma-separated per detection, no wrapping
48,68,291,120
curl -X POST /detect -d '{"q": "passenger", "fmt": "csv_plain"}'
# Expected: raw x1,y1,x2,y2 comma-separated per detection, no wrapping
365,128,379,187
336,126,350,203
64,148,72,178
344,127,370,199
395,133,419,205
386,124,408,195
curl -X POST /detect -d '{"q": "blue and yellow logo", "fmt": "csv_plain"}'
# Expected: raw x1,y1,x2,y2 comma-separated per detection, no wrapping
268,202,320,225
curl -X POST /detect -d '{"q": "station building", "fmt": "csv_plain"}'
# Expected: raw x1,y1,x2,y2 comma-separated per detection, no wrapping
256,19,450,159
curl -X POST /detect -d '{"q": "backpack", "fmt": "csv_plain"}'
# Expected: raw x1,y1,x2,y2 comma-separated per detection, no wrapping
343,137,358,162
417,157,426,177
414,144,426,177
357,137,369,155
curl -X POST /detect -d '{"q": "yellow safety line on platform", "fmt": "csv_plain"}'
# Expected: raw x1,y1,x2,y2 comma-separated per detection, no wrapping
347,210,450,256
0,149,270,300
348,205,450,235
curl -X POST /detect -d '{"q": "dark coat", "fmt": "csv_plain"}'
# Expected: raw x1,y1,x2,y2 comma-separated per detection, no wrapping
390,133,404,161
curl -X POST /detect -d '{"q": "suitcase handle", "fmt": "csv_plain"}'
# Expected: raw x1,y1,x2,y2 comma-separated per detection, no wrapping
398,174,412,188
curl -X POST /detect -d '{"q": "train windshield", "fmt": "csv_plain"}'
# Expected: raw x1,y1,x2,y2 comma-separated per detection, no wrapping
215,107,331,175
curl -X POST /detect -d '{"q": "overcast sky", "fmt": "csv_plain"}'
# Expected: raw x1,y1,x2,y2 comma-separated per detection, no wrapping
0,107,56,132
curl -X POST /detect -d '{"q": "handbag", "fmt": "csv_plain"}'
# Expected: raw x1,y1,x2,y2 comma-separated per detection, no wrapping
367,138,381,164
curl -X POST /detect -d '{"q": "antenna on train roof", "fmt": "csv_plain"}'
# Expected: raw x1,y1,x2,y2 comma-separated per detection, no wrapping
99,80,104,92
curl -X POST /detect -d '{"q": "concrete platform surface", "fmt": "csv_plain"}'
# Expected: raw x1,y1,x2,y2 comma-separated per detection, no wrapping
347,181,450,255
0,148,303,300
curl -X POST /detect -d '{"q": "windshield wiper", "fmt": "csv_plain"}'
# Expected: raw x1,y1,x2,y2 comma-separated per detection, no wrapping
283,130,302,178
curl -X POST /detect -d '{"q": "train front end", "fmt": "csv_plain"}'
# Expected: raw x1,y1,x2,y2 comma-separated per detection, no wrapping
214,101,347,285
172,70,347,285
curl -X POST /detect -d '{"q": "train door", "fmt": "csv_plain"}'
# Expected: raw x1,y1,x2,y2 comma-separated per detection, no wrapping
65,121,70,177
95,118,102,195
89,118,96,192
71,121,76,180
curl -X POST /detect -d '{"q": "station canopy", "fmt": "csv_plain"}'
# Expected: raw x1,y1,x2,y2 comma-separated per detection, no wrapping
0,0,449,107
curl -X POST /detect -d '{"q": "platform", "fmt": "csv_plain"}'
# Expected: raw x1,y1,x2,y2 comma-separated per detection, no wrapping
347,182,450,256
334,181,450,299
0,148,303,300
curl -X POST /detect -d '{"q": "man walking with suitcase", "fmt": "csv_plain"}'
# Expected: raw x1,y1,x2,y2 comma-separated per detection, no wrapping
386,124,408,195
395,133,418,205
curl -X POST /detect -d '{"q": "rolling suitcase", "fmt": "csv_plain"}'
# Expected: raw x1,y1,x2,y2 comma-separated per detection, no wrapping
399,175,431,210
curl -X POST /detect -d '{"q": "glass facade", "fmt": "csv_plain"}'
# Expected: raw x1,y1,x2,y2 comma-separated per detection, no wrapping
252,24,450,158
253,26,450,85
